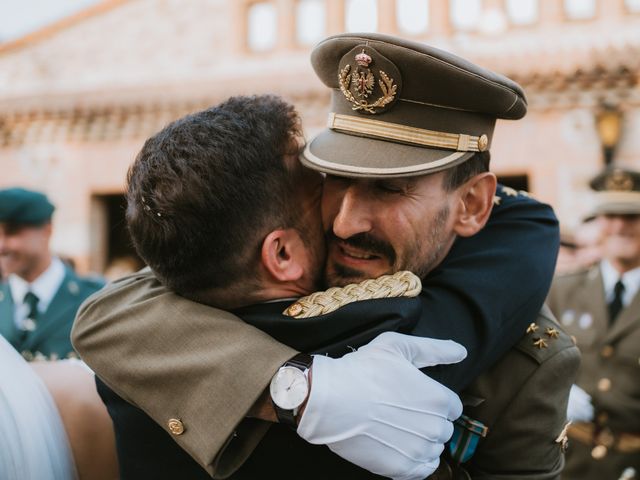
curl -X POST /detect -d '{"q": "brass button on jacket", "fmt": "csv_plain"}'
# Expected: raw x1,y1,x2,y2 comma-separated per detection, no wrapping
597,378,612,392
168,418,185,435
601,345,614,358
591,445,608,459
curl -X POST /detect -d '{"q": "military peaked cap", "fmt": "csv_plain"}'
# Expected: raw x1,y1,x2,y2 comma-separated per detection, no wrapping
589,166,640,216
301,33,527,178
0,187,55,224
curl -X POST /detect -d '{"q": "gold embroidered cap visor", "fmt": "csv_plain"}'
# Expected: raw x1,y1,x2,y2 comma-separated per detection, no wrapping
589,167,640,216
300,33,527,178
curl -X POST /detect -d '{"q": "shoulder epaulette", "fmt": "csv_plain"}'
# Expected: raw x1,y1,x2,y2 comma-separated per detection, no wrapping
516,305,576,364
554,264,595,280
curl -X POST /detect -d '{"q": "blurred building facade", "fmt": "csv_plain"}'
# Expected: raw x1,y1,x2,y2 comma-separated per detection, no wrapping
0,0,639,273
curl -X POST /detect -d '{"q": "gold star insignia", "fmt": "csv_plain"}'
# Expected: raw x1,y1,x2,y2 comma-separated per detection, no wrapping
533,338,548,349
501,186,518,197
545,327,560,339
493,195,501,206
526,322,539,334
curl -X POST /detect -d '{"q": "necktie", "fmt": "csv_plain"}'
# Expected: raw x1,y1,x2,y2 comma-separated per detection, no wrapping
608,280,625,324
22,291,39,331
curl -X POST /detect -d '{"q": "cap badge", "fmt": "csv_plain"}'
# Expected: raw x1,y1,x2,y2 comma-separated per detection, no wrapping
339,49,397,114
604,169,634,191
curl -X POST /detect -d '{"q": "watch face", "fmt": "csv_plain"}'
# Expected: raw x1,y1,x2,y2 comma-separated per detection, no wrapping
270,366,309,410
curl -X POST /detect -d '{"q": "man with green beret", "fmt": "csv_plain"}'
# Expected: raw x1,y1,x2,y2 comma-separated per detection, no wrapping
74,33,575,479
0,187,104,360
548,166,640,480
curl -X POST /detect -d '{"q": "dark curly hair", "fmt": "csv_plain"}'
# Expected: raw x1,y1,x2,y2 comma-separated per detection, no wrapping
126,95,304,303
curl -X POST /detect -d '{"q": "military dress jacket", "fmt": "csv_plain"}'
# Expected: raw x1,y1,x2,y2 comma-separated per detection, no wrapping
547,265,640,480
95,300,579,480
0,266,104,359
72,186,560,477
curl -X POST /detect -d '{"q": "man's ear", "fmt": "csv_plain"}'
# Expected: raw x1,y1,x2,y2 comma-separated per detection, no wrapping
260,229,305,282
452,172,497,237
41,221,53,242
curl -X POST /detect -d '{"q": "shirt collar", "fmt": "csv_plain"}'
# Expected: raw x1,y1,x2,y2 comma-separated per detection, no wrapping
600,259,640,306
8,257,67,312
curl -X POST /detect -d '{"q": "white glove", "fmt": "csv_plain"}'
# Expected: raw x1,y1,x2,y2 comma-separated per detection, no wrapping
297,332,466,480
567,384,594,422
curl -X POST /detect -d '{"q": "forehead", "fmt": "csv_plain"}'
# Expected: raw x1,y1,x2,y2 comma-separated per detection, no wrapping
0,222,46,236
601,213,640,222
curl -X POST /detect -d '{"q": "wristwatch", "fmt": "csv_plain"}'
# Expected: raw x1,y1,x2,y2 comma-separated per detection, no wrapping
270,353,313,428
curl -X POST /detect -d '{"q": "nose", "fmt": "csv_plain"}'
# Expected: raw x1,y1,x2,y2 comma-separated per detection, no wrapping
606,215,628,233
331,186,373,239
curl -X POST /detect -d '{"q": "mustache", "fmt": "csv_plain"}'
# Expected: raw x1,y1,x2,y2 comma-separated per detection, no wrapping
325,230,396,264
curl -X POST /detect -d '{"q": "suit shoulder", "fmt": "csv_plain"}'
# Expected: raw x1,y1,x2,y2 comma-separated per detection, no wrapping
554,265,593,281
77,275,106,292
551,265,596,291
65,270,106,297
516,307,579,365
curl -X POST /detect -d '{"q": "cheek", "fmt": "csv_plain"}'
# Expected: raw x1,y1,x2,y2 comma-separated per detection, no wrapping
21,234,44,255
320,194,338,231
5,236,24,252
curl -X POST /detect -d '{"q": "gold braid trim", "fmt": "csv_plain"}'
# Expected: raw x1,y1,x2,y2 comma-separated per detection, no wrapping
283,271,422,319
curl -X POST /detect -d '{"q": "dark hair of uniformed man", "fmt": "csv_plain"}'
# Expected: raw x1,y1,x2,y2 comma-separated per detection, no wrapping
443,151,491,191
126,95,306,304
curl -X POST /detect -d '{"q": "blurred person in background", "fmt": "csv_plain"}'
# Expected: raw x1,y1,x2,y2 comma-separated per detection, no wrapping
556,217,604,274
0,187,104,360
547,166,640,480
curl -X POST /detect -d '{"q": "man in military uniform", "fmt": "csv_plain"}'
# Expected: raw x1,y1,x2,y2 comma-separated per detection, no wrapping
90,90,577,479
548,166,640,480
73,34,566,478
0,187,104,359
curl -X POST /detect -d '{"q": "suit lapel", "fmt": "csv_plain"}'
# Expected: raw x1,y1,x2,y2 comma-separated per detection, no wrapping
604,289,640,344
579,267,609,341
0,283,22,346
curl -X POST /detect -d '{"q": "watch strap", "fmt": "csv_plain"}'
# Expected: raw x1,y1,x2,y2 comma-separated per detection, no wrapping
273,353,313,428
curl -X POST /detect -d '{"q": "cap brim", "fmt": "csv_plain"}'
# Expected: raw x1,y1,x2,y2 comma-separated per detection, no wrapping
588,191,640,217
590,204,640,216
301,129,474,178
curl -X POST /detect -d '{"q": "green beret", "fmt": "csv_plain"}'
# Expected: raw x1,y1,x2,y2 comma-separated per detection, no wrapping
0,188,55,225
301,33,527,178
588,166,640,216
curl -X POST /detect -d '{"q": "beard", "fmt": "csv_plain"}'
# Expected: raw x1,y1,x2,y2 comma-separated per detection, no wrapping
324,204,451,287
